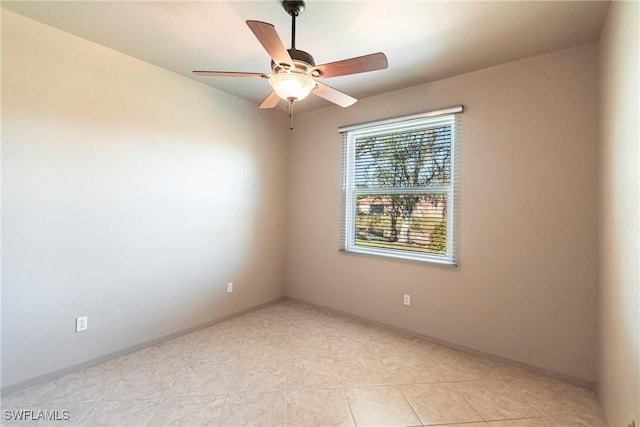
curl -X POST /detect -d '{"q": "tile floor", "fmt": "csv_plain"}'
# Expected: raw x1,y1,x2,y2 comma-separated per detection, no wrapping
1,300,606,426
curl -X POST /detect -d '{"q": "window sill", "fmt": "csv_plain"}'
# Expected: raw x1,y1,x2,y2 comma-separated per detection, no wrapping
339,247,458,268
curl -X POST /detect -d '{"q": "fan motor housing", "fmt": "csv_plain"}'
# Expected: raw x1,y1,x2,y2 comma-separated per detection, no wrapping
288,49,315,67
272,48,315,74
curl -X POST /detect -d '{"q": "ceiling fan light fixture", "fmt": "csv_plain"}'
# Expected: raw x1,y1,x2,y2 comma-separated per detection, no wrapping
269,72,316,102
194,0,388,116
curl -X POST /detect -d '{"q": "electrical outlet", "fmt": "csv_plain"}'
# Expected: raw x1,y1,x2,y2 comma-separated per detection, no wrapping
76,316,88,333
403,294,411,306
227,282,233,293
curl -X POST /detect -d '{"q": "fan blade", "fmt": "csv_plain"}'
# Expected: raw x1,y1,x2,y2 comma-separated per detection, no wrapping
259,91,281,109
193,71,269,78
313,82,357,108
246,20,293,68
312,52,388,79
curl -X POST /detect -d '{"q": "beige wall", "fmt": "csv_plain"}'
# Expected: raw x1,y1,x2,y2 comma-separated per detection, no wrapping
1,10,288,389
597,1,640,425
286,44,599,382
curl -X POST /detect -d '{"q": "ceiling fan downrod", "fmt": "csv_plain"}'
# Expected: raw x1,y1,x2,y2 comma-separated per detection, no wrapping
283,0,306,130
282,1,305,50
290,7,297,49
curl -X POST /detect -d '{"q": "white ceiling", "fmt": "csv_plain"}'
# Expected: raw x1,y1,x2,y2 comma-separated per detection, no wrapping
2,0,610,113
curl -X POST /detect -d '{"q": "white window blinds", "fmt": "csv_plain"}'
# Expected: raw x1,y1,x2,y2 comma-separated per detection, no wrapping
340,106,462,265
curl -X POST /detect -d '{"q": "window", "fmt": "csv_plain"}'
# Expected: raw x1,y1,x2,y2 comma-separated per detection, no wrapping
340,107,461,265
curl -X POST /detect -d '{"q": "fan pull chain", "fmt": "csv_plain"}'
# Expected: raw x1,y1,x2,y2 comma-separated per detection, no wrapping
288,99,295,131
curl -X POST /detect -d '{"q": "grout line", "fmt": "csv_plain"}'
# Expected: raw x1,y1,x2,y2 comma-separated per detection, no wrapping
451,385,487,424
214,322,248,427
397,386,424,425
319,310,357,427
143,363,188,427
72,402,97,427
340,385,358,427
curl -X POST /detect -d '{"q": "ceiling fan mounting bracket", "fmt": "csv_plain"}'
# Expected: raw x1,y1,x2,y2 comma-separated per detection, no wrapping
282,1,305,17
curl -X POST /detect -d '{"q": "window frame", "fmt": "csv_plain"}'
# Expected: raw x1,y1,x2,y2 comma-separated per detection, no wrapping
341,109,460,266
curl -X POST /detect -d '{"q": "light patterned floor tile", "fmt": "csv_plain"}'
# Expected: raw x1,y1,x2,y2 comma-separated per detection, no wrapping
399,382,484,425
188,343,240,365
334,356,396,387
453,380,542,420
544,407,608,427
97,349,146,372
3,301,606,427
431,349,504,381
379,352,445,385
286,387,355,427
165,361,234,398
326,335,375,359
504,377,602,418
147,395,225,426
135,343,194,369
238,338,290,361
285,355,341,389
77,399,160,427
488,418,547,427
1,379,61,408
101,365,179,401
286,333,334,358
217,390,286,427
229,365,288,394
345,385,421,427
35,365,124,404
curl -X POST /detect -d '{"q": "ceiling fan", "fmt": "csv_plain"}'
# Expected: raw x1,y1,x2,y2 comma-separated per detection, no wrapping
193,0,388,129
